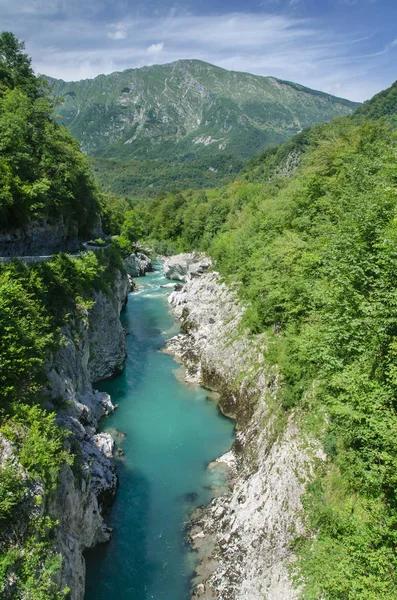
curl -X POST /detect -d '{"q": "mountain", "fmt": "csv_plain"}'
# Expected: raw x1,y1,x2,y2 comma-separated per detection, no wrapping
47,60,360,195
354,79,397,120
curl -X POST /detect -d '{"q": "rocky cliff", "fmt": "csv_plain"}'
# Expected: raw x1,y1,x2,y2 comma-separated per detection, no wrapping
44,269,131,600
0,218,80,257
0,216,104,258
166,257,322,600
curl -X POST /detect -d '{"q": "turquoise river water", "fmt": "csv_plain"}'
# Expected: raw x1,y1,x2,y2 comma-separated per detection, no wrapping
84,266,235,600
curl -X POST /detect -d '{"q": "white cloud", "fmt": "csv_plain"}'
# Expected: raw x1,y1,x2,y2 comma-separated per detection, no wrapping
147,42,164,54
107,24,127,40
0,0,101,17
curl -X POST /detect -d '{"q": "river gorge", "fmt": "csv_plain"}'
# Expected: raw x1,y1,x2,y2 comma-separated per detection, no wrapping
84,265,235,600
2,31,394,599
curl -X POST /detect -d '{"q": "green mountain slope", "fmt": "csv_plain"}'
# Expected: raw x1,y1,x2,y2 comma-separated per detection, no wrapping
47,60,360,195
354,79,397,120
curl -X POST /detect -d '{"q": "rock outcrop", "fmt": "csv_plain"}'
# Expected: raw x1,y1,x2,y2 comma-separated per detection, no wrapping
93,432,115,459
88,271,130,381
0,218,79,257
44,269,131,600
166,264,320,600
163,253,211,282
0,216,105,259
124,251,153,277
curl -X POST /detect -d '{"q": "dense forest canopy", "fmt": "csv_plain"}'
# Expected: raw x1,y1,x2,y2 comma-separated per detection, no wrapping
0,32,100,236
354,80,397,121
0,33,127,598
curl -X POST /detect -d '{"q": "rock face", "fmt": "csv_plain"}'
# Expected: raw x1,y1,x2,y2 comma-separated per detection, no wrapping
88,271,130,381
44,268,131,600
166,264,320,600
0,218,80,257
163,253,212,282
124,251,153,277
93,432,115,458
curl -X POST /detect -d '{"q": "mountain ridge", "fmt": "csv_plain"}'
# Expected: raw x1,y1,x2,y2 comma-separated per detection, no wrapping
47,58,357,106
46,59,360,195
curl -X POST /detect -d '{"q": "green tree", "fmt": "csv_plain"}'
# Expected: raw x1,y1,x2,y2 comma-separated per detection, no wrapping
121,209,144,243
0,31,101,235
101,193,131,235
0,269,53,407
0,31,38,97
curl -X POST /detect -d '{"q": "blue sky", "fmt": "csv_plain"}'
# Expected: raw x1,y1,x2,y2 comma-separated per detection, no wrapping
1,0,396,101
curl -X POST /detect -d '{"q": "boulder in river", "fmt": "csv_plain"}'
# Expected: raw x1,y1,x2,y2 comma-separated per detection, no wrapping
124,252,153,277
163,253,211,282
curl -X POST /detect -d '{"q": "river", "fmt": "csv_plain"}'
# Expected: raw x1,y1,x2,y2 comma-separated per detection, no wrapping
84,266,235,600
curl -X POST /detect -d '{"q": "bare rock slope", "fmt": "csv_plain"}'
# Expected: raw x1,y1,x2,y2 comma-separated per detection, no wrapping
45,269,131,600
165,256,320,600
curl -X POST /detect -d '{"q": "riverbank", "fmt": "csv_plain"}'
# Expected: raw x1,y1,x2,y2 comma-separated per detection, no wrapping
164,256,322,600
42,251,152,599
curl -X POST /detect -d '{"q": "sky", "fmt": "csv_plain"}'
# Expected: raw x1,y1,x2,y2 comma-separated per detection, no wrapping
1,0,397,102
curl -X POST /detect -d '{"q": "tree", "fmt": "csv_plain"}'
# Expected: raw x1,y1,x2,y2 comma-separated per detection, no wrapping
121,210,144,243
0,31,101,235
0,31,38,97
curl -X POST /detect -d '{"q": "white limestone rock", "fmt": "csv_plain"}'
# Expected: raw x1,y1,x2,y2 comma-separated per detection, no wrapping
124,251,153,277
163,253,212,282
49,458,114,600
166,261,320,600
93,433,115,459
0,433,14,465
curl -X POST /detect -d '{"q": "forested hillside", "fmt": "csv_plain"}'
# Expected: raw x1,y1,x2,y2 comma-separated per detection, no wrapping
0,33,128,598
132,83,397,598
0,33,101,238
354,80,397,120
47,60,359,196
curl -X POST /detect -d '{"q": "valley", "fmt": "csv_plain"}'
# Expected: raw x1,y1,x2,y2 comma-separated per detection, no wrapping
2,26,397,600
